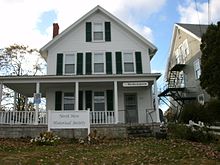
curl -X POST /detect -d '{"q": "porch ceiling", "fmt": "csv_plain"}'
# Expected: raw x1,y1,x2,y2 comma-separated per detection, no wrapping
4,83,71,97
0,74,161,97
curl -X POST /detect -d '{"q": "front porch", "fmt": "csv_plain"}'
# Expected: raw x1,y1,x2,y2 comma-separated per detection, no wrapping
0,74,161,125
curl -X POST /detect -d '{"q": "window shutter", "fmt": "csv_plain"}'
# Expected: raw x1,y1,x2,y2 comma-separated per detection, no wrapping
77,53,83,75
106,52,112,74
55,91,62,110
56,53,63,75
79,91,83,110
107,90,113,111
135,52,143,74
86,22,92,42
85,91,92,111
116,52,122,74
105,22,111,42
86,52,92,75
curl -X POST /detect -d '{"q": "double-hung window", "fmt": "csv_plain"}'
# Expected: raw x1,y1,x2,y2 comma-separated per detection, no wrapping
93,22,104,41
86,22,111,42
179,44,185,64
175,49,180,64
64,54,75,74
94,91,105,111
93,52,105,74
123,52,135,73
183,39,189,57
194,59,201,79
63,92,75,110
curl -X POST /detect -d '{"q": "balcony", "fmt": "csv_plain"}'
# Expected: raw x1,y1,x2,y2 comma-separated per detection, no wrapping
170,56,186,71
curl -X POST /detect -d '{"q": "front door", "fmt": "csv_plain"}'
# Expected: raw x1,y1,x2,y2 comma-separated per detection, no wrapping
125,94,138,123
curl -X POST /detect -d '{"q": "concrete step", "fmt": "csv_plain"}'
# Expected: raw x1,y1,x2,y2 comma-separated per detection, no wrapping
127,125,152,137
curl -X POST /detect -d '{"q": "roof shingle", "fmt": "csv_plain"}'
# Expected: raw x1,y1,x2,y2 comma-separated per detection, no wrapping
177,23,208,38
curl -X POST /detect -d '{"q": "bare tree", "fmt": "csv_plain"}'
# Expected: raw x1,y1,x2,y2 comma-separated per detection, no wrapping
0,44,46,111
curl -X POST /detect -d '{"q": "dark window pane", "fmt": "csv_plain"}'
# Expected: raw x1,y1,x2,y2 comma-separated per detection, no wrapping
124,63,134,72
94,103,105,111
94,63,104,73
64,92,74,110
94,32,103,40
65,64,75,74
64,104,74,110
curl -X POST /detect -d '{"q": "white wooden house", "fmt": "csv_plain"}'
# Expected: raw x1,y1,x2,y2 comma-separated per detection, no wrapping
0,6,161,125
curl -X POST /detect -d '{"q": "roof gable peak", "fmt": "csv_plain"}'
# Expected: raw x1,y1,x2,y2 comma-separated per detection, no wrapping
40,5,157,60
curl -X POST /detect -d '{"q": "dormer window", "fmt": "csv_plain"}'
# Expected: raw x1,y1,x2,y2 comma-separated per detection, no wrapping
93,22,104,41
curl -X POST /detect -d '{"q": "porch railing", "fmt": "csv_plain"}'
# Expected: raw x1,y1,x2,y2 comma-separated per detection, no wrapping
0,111,47,125
0,110,115,125
90,111,115,124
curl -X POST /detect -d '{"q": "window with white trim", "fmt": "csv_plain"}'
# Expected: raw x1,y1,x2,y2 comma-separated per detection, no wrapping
63,92,75,110
178,71,185,88
123,52,135,73
183,39,189,56
93,91,105,111
194,59,201,79
175,49,180,64
179,44,185,64
93,22,104,41
93,52,105,74
198,94,204,105
64,53,75,74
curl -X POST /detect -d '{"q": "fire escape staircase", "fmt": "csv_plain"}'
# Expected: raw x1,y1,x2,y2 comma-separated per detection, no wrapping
158,63,196,112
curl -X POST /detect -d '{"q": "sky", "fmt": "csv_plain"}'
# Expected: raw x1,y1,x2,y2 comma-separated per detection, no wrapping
0,0,220,99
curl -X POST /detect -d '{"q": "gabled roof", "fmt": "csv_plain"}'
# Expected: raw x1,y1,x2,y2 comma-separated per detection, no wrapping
165,23,208,79
40,5,157,60
176,23,208,40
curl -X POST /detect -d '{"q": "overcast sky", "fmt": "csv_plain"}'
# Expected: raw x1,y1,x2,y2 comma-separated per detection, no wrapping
0,0,220,88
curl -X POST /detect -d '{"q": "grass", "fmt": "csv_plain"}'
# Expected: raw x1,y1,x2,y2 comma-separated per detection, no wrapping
0,137,220,165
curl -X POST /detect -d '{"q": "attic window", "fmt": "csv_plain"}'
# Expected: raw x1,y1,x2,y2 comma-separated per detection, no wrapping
93,22,104,41
86,22,111,42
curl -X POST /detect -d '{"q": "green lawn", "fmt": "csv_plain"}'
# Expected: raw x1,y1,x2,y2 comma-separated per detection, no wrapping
0,137,219,165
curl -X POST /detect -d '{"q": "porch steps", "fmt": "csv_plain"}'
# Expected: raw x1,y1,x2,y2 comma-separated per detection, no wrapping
127,125,152,137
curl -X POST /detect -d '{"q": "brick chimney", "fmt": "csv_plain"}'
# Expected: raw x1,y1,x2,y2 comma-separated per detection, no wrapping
53,23,59,38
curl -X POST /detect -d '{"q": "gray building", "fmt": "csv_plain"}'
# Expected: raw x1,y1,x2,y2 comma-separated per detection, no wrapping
159,23,210,115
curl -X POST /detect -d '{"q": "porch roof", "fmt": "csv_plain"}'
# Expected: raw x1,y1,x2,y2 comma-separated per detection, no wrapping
0,73,161,97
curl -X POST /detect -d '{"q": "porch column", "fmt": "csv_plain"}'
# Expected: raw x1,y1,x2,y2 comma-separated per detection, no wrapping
0,82,2,110
35,82,40,125
24,96,28,111
154,79,160,123
14,92,17,111
114,81,119,123
75,82,79,111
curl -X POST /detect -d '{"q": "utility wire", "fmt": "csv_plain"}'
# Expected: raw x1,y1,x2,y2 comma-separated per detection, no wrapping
194,0,203,36
208,0,211,24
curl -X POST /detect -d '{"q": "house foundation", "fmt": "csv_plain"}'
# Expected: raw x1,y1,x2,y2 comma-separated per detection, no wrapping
0,124,160,139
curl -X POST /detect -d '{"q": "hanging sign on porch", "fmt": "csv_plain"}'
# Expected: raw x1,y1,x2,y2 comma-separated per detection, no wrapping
34,93,41,104
123,82,149,87
48,110,90,132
